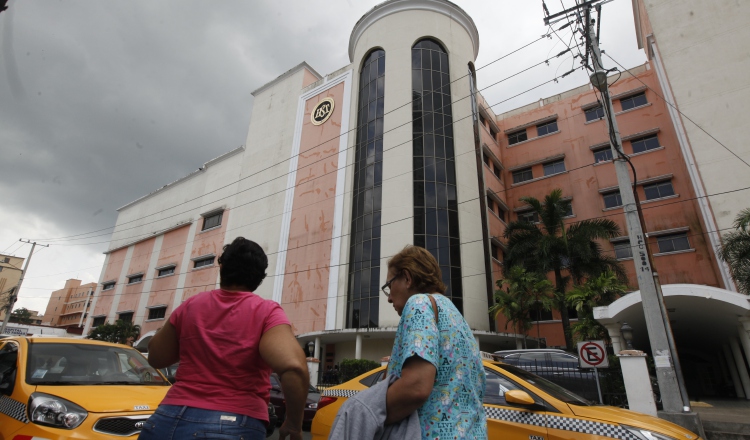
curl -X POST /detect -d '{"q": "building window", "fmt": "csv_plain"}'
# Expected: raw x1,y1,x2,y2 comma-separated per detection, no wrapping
620,92,648,111
507,129,527,145
491,243,501,261
603,191,623,209
347,48,386,329
127,274,143,284
529,302,554,321
585,105,604,122
614,241,633,260
657,233,691,254
118,312,133,323
536,120,558,137
157,266,176,277
202,211,223,231
194,256,215,269
412,38,463,314
148,307,167,320
492,164,501,179
593,147,613,163
483,153,490,166
102,282,115,291
563,202,573,217
518,210,539,224
631,135,660,154
543,160,566,176
486,196,495,213
512,168,533,184
643,181,675,200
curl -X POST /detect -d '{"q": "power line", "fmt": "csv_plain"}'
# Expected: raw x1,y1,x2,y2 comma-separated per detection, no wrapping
31,35,554,244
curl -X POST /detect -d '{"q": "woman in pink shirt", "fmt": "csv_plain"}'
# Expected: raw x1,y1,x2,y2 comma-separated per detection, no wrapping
141,237,309,440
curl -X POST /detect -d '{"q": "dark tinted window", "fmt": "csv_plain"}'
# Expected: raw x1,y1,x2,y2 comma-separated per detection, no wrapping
620,92,648,111
543,160,565,176
484,367,527,406
147,307,166,320
412,39,462,312
0,343,18,395
92,317,106,327
631,135,660,154
614,241,633,260
157,266,175,277
347,49,385,328
194,256,215,268
593,148,613,163
118,312,133,323
518,211,539,224
585,106,604,122
512,168,533,184
643,181,675,200
549,353,578,366
508,130,527,145
657,233,690,253
603,191,622,209
537,120,558,136
359,369,386,387
202,212,223,230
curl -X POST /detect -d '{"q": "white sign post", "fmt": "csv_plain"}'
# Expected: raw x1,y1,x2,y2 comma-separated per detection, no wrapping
577,340,609,404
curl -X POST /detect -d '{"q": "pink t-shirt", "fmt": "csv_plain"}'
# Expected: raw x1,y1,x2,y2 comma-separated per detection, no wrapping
161,289,290,421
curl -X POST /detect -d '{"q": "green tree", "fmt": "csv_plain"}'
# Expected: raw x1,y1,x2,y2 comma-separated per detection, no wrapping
88,320,141,345
718,208,750,294
567,271,628,342
10,307,32,324
489,266,554,348
504,189,625,350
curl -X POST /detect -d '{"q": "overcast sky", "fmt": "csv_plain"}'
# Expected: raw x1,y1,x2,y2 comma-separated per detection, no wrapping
0,0,645,314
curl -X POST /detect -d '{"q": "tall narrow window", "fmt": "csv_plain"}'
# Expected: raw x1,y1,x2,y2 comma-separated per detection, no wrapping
347,49,385,329
412,39,463,313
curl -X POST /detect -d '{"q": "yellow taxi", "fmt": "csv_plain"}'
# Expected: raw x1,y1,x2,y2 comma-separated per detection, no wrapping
312,359,700,440
0,336,170,439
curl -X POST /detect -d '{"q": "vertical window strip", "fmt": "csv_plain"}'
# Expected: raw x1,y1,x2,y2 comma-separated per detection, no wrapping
346,50,385,329
411,39,463,314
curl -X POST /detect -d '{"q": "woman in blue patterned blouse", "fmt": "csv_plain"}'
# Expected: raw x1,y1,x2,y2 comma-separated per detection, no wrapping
382,245,487,439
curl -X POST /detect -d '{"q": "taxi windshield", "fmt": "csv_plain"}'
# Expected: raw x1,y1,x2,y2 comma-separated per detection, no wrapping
499,363,593,406
26,343,167,386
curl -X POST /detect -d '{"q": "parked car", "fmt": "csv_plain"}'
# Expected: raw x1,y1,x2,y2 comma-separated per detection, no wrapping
493,349,601,401
270,372,321,429
311,358,699,440
0,336,170,439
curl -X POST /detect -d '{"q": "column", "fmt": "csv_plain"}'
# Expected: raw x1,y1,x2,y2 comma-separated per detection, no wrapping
738,318,750,369
618,352,657,416
604,323,623,353
307,358,320,387
314,337,321,360
722,344,745,399
515,338,523,349
729,338,750,400
355,334,362,360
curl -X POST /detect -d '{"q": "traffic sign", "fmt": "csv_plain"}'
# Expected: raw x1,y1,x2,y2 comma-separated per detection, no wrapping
577,340,609,369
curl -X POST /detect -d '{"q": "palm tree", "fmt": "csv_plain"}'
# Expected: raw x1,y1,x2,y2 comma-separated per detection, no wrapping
489,266,554,348
504,189,625,350
718,208,750,294
567,271,629,342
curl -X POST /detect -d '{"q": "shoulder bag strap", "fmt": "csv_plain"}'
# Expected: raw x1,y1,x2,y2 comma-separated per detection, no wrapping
428,294,439,326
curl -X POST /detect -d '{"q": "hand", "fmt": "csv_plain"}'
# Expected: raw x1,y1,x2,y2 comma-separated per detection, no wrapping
277,420,303,440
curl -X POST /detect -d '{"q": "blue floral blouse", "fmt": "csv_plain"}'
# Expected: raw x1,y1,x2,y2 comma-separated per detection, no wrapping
387,293,487,439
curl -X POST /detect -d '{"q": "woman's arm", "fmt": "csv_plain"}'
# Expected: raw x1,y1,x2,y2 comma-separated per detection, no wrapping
146,321,180,369
259,324,309,440
385,355,436,424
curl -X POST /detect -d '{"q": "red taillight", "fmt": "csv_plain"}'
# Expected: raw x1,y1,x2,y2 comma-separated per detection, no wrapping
317,396,338,411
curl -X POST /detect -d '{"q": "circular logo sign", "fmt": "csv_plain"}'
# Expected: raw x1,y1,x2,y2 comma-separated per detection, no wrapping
311,97,335,126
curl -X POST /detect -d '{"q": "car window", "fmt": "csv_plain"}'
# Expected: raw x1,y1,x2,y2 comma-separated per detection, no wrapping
518,352,547,367
484,367,524,406
499,363,592,406
26,343,167,386
549,353,578,366
0,342,18,395
270,374,281,389
359,369,386,387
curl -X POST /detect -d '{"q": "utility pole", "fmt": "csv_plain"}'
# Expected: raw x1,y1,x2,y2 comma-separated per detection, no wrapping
0,240,48,334
545,1,703,433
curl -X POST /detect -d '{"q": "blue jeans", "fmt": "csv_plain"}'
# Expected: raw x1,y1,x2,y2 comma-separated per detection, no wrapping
138,405,266,440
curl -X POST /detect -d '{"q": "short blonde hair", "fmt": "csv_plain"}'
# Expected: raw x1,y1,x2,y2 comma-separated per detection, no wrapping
387,245,446,294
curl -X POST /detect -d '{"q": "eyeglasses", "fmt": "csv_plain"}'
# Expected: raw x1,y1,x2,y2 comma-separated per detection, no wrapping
381,274,399,298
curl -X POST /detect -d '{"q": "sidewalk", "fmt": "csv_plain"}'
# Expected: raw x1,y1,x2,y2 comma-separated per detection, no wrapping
692,399,750,440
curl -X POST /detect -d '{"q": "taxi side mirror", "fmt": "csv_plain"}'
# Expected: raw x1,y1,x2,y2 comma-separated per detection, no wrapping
505,389,535,406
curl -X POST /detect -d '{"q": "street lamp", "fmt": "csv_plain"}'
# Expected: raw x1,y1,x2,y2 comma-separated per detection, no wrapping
306,340,315,358
589,69,609,92
620,322,634,350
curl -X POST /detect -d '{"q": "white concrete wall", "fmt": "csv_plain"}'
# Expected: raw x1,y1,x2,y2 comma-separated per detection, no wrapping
349,5,489,330
643,1,750,232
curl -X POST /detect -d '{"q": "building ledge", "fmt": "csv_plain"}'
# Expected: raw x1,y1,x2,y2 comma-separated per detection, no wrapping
640,194,679,205
653,249,696,257
511,171,568,188
506,130,560,149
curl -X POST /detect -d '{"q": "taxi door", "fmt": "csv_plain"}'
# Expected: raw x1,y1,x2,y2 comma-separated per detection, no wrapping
484,367,549,440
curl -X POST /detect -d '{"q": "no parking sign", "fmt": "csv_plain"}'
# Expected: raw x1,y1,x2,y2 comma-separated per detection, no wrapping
577,340,609,369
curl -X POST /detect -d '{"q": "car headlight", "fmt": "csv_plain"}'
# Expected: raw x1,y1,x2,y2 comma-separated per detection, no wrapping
306,402,318,409
623,425,678,440
28,392,87,429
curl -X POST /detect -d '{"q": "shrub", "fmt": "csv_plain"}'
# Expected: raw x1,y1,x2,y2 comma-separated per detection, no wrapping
338,358,381,382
